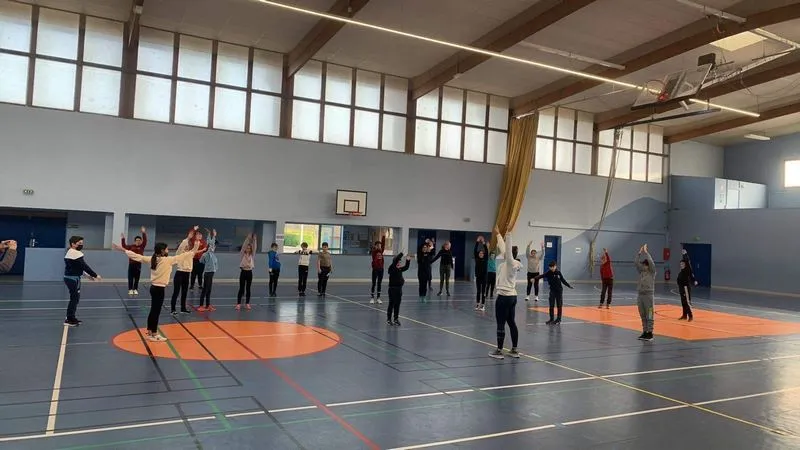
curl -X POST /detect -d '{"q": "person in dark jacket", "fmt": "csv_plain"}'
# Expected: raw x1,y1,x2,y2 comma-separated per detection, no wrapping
432,241,453,296
417,242,435,301
680,248,696,306
677,259,697,321
474,236,489,311
535,260,573,325
370,236,386,304
387,252,411,326
121,226,148,296
64,236,101,327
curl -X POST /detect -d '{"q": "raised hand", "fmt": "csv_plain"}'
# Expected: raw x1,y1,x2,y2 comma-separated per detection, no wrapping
112,243,125,251
140,226,146,234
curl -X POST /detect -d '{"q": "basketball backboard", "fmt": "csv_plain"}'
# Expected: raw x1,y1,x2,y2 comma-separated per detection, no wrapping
632,64,712,110
336,190,367,216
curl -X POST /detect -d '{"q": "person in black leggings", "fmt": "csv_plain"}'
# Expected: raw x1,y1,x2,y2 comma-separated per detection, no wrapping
171,227,198,315
387,252,411,326
535,261,574,325
489,228,523,360
474,236,489,311
417,242,434,301
236,234,256,310
432,242,453,296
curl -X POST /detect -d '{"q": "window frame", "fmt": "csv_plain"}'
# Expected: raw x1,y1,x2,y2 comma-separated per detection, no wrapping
784,159,800,188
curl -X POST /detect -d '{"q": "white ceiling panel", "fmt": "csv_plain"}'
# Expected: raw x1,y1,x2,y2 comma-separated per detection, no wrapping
694,112,800,146
15,0,130,20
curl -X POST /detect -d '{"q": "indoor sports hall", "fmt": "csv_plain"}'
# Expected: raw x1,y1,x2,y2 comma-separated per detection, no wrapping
1,0,799,449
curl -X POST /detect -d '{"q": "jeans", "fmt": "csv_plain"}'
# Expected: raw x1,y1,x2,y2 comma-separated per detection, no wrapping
64,277,81,321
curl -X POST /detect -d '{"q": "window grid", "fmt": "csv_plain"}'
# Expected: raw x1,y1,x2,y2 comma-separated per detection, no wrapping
414,86,508,164
534,106,667,184
0,5,124,114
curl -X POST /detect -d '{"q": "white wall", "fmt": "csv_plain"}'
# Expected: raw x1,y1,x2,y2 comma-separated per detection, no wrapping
0,103,502,232
669,141,724,178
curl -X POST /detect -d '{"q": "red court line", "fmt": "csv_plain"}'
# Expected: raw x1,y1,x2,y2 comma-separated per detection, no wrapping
201,317,380,450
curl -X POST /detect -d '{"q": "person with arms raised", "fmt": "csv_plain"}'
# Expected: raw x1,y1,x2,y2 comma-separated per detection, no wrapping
489,226,523,360
0,240,18,273
120,226,147,296
635,244,657,341
598,248,614,308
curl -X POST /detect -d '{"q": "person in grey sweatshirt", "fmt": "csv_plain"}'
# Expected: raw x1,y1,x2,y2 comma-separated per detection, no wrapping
635,244,656,341
525,241,544,302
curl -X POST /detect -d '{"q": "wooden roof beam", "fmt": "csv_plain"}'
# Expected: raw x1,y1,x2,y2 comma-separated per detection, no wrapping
596,52,800,130
410,0,599,100
512,2,800,116
286,0,370,77
665,101,800,143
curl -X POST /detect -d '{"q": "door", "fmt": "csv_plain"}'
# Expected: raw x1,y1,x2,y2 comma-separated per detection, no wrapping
681,243,711,287
543,235,561,276
449,231,466,280
0,214,67,276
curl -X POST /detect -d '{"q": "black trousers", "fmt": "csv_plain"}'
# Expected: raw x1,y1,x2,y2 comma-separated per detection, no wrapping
148,286,165,333
269,269,280,295
371,269,384,296
237,269,253,304
127,261,142,290
495,295,519,349
526,272,540,296
170,271,190,312
318,266,331,294
418,270,431,296
298,265,309,292
190,262,205,289
64,277,81,321
200,273,215,307
600,278,614,305
679,283,693,318
485,272,496,299
549,289,564,321
439,264,451,294
387,286,402,321
475,272,487,304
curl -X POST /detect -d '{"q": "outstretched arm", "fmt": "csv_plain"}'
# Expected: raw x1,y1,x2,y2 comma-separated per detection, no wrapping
559,273,573,289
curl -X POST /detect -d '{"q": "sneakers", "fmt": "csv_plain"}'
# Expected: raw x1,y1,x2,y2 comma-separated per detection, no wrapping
197,306,207,312
377,298,383,304
525,296,530,302
64,319,80,327
474,304,480,310
387,320,394,326
171,311,178,317
507,349,520,358
598,303,604,309
479,305,486,312
128,290,134,296
370,298,376,304
393,320,401,326
545,320,555,325
245,304,251,310
687,317,693,322
534,296,539,302
180,309,190,315
489,349,504,360
606,304,610,309
235,304,241,311
133,290,139,296
147,333,167,342
553,319,561,325
638,332,654,341
678,316,687,321
207,305,216,311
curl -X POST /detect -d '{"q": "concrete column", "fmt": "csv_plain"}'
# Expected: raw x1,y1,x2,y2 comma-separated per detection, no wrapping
105,212,128,249
274,220,286,252
260,221,277,252
398,226,409,255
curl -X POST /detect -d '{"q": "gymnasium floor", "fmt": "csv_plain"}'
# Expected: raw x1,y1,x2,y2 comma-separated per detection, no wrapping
0,280,799,449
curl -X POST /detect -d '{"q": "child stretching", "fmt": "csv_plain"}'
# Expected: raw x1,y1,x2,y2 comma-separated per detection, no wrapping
64,236,101,327
474,235,489,311
535,261,573,325
297,242,312,296
198,230,218,312
599,248,614,308
417,242,434,301
317,242,333,296
525,241,544,302
387,252,412,326
121,226,147,296
677,259,696,321
485,248,497,300
635,244,656,341
489,227,523,360
236,233,256,310
113,240,200,341
267,243,281,297
370,236,386,304
432,241,453,296
170,227,198,315
189,231,209,291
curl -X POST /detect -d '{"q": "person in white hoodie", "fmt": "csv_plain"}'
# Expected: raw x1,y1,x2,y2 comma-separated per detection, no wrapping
489,226,524,360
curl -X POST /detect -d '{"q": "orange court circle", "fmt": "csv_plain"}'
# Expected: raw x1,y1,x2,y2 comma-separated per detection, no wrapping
112,321,341,361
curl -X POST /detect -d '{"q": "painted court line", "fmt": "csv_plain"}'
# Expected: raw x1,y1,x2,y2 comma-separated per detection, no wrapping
45,325,69,435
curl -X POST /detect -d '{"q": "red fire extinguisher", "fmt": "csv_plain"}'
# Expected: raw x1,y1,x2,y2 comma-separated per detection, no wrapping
664,264,671,281
663,247,671,261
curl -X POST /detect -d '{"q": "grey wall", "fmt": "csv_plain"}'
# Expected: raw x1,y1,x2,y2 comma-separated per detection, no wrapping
671,176,715,210
669,208,799,294
670,141,724,178
513,170,668,281
724,132,800,208
0,103,502,231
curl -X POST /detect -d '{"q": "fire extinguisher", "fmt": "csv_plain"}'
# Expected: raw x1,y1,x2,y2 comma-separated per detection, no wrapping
663,247,671,261
664,264,671,281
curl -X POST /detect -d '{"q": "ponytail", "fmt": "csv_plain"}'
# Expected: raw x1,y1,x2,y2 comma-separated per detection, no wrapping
151,243,168,271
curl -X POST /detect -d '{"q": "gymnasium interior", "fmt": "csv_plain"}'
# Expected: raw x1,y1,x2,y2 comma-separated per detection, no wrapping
1,0,800,448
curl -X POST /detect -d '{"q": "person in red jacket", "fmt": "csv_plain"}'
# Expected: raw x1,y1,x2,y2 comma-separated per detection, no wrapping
189,228,209,291
370,235,386,304
121,227,147,296
599,248,614,308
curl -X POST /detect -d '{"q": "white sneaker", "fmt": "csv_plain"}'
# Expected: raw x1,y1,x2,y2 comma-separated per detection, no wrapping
133,290,139,295
370,299,375,304
474,304,480,310
377,298,383,304
147,333,167,342
525,296,530,302
128,290,134,296
480,305,486,311
534,296,539,302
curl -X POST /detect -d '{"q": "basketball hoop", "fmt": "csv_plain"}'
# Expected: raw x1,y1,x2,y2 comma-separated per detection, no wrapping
346,211,363,217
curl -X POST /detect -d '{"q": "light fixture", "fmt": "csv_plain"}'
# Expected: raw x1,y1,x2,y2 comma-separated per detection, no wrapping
744,133,770,141
253,0,760,118
689,99,760,117
675,0,746,23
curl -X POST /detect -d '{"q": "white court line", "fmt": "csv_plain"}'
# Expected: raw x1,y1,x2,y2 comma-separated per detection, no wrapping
605,359,762,378
479,377,594,391
327,392,446,407
0,307,126,311
45,325,69,435
388,386,800,449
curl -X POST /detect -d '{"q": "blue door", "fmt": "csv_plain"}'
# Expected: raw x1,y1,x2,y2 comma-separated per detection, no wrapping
543,235,561,275
681,243,711,287
449,231,466,280
0,214,67,276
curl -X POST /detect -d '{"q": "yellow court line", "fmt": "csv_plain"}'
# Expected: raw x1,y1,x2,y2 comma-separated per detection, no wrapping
321,291,796,439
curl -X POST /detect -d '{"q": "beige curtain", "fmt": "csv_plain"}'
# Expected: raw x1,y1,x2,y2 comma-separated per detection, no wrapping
490,114,538,249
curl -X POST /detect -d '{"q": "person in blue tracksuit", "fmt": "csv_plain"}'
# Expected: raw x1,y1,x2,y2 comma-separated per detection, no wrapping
267,243,281,296
63,236,101,326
